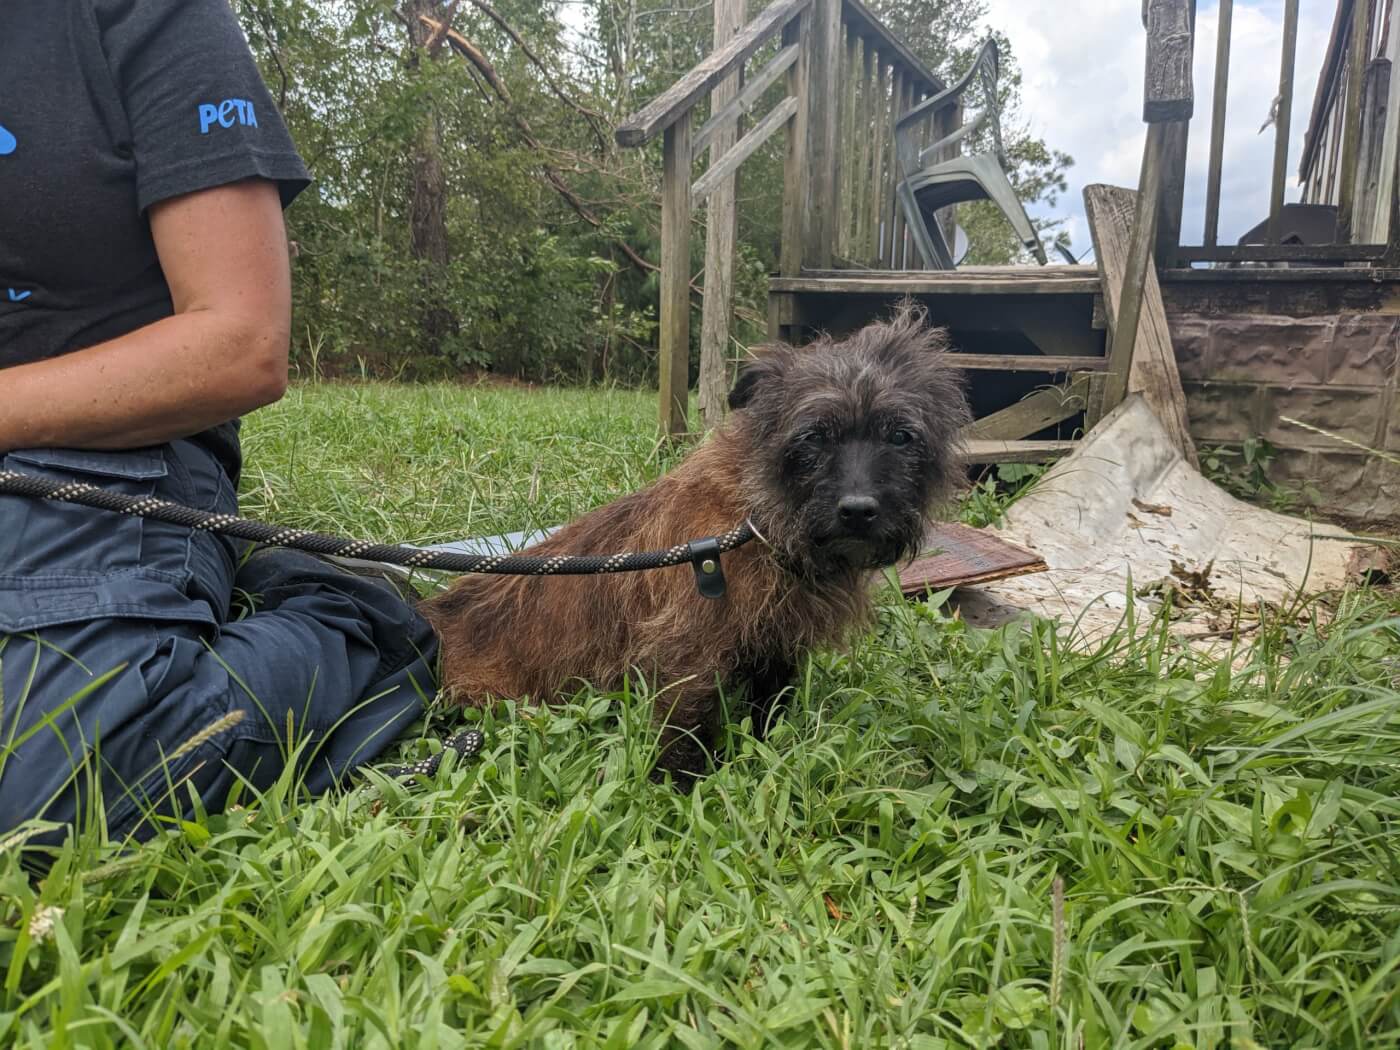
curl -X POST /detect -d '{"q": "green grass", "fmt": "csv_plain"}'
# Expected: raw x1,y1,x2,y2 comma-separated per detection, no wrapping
3,380,1400,1048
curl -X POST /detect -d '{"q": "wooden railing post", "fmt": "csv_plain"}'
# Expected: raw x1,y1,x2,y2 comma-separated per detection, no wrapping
1202,0,1232,246
888,70,909,268
804,0,842,269
1335,0,1371,242
1095,0,1193,424
867,56,888,264
659,114,693,438
853,40,875,261
1144,0,1194,266
1266,0,1299,245
697,0,747,431
780,10,810,277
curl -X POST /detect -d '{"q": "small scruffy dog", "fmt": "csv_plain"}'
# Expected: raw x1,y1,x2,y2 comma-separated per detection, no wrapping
422,305,969,778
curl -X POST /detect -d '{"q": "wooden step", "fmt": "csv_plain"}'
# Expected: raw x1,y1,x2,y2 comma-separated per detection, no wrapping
951,353,1107,372
770,265,1101,297
965,439,1078,464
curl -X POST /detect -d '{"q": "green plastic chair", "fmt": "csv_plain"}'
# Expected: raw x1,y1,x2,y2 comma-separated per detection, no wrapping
894,39,1047,269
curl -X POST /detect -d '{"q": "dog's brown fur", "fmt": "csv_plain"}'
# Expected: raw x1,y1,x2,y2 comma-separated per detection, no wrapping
421,306,969,777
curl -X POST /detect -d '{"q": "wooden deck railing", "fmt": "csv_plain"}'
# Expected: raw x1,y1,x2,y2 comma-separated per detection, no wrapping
1146,0,1400,267
615,0,947,436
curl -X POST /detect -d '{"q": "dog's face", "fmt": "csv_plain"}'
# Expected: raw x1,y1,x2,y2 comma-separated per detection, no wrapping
730,306,970,578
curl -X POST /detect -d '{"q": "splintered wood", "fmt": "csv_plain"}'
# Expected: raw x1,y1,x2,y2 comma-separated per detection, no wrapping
897,522,1047,596
1084,183,1198,467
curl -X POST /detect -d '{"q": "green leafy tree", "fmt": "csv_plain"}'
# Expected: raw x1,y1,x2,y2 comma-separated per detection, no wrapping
235,0,1072,380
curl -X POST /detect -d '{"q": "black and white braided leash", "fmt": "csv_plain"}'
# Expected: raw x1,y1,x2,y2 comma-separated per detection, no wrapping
0,469,754,587
0,468,757,781
380,728,485,779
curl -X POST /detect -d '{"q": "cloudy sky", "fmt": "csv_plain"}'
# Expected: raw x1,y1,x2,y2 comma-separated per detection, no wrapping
981,0,1336,257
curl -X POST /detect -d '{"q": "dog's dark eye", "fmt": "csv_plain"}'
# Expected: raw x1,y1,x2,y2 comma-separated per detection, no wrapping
888,429,914,447
802,430,827,447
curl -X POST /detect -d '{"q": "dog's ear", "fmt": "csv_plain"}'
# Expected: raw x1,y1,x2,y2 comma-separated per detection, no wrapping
728,351,784,411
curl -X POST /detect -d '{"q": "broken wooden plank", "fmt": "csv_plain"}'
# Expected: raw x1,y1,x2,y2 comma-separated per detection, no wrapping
1083,183,1198,467
898,521,1047,597
964,373,1093,442
1095,133,1163,419
964,439,1078,464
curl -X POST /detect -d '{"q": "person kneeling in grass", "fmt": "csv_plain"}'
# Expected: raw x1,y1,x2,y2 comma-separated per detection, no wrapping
0,0,437,854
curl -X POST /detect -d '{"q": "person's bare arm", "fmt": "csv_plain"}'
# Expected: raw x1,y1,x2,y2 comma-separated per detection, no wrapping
0,179,292,454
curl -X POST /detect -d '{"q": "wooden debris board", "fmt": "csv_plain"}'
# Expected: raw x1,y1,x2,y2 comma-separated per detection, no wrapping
898,521,1047,596
1084,183,1198,467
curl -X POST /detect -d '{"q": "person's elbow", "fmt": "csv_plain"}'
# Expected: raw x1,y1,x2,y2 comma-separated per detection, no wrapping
236,316,291,411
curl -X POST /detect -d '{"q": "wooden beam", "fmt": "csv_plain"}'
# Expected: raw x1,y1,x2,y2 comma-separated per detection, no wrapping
691,43,796,157
963,439,1078,465
867,58,889,264
1154,119,1190,267
1202,0,1232,246
853,42,875,263
1143,0,1195,122
952,354,1109,373
964,374,1094,442
890,73,912,268
1354,58,1391,244
1335,0,1371,242
1267,0,1299,244
1101,130,1163,418
780,13,809,277
659,115,693,438
697,0,745,433
1173,242,1387,263
1389,105,1400,266
839,29,859,259
804,0,842,269
1146,0,1192,266
1084,182,1198,466
1160,265,1400,284
769,265,1102,295
615,0,808,148
691,97,798,200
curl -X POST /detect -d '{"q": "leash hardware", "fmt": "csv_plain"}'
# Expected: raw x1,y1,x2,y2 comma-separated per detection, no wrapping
687,537,727,600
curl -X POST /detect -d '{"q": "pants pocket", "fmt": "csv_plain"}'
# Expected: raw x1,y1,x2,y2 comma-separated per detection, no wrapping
0,446,166,576
0,447,218,632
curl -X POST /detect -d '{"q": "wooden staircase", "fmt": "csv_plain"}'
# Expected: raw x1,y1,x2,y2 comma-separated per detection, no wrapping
613,0,1199,472
768,264,1109,464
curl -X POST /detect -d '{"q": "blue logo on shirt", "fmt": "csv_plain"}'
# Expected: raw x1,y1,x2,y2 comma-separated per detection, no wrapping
0,124,16,156
198,99,257,135
7,289,32,302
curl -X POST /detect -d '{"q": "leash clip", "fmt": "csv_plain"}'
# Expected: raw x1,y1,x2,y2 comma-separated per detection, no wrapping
687,538,727,600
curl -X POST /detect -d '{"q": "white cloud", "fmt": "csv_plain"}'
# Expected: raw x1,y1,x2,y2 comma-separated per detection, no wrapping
981,0,1335,256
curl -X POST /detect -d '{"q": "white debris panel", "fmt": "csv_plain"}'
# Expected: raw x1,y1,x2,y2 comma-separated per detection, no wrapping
955,395,1374,645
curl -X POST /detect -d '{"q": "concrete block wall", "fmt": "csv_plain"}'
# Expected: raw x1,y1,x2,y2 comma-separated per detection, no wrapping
1162,279,1400,530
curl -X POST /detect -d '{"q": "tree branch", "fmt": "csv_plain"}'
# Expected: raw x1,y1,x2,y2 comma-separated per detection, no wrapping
464,0,610,151
405,11,660,277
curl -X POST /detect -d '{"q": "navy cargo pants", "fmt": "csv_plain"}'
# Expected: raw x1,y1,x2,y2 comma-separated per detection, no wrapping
0,438,437,846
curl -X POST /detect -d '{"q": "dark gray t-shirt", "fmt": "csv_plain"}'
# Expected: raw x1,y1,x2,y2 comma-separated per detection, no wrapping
0,0,310,482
